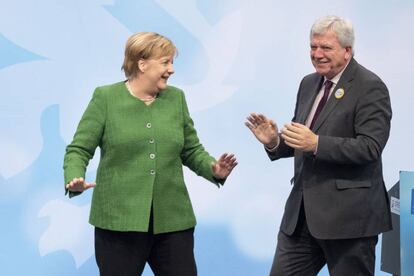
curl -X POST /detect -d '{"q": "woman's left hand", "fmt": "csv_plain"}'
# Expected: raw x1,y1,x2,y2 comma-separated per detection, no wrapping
212,153,238,180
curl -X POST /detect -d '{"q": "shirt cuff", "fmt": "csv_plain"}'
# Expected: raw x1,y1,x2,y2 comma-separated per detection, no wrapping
264,136,280,152
313,135,319,155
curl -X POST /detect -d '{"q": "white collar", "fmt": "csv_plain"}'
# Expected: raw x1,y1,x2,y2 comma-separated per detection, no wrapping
325,59,351,85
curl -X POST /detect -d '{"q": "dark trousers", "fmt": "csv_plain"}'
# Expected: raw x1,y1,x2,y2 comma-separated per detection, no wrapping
270,204,378,276
94,211,196,276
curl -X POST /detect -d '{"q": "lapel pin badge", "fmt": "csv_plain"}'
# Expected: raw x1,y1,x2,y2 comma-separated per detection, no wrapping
335,88,345,99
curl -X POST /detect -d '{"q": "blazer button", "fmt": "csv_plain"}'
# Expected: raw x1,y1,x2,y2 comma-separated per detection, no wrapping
149,138,155,144
146,123,152,128
150,169,155,175
149,153,155,159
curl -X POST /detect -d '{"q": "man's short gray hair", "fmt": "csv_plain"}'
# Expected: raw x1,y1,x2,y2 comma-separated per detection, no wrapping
311,15,355,54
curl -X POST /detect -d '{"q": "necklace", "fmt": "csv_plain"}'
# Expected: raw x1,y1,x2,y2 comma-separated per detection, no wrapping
126,81,157,102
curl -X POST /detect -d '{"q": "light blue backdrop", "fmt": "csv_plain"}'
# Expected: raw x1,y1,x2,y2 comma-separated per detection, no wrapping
1,0,414,275
400,171,414,276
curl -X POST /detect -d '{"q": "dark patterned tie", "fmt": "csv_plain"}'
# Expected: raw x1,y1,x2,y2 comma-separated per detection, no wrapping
310,80,333,129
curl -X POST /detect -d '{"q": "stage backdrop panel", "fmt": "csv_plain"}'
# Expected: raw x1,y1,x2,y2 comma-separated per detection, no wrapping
1,1,414,275
400,171,414,276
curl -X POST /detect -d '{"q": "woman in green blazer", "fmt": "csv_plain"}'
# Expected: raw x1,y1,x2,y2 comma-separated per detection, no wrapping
64,32,237,276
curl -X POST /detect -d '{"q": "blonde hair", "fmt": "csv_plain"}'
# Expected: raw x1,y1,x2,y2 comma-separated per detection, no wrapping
122,32,177,79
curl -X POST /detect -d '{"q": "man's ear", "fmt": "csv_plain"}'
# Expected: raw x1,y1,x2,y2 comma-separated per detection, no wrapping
345,47,352,60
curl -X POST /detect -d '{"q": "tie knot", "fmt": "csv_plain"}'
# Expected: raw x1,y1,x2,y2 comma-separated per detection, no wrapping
324,80,333,91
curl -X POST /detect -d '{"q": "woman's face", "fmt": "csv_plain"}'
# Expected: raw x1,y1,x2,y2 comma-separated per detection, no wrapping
140,55,175,92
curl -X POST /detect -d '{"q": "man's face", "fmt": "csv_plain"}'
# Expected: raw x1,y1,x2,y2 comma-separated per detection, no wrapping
310,30,352,79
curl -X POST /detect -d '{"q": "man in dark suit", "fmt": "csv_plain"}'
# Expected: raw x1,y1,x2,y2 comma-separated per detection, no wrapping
246,15,392,276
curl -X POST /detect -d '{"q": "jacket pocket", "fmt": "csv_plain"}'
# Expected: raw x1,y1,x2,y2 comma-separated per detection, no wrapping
335,179,371,190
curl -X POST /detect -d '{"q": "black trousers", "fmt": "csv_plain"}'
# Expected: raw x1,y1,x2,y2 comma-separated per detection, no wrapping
94,212,196,276
270,203,378,276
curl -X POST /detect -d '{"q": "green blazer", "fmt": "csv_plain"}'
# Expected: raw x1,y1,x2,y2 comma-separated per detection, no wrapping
64,81,222,234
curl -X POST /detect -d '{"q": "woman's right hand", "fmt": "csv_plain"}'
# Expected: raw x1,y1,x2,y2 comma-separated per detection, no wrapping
245,113,279,147
66,177,96,192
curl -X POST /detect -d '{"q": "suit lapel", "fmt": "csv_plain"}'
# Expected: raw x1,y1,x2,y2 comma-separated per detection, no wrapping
297,77,324,124
312,58,357,132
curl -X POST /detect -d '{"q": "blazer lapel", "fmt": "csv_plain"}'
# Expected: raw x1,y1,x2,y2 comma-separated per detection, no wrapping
297,77,324,124
312,59,357,132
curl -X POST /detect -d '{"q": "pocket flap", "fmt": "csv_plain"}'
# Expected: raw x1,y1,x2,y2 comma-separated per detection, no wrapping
336,180,371,189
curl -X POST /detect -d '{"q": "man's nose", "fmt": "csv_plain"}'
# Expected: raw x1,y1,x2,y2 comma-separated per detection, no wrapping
312,47,324,58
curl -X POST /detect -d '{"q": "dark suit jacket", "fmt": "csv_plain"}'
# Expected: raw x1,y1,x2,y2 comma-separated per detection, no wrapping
267,58,392,239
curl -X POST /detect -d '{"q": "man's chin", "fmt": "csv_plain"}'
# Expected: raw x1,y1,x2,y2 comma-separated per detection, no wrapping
315,67,329,77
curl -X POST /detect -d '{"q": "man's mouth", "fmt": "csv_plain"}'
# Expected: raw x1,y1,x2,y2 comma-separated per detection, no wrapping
315,59,329,65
